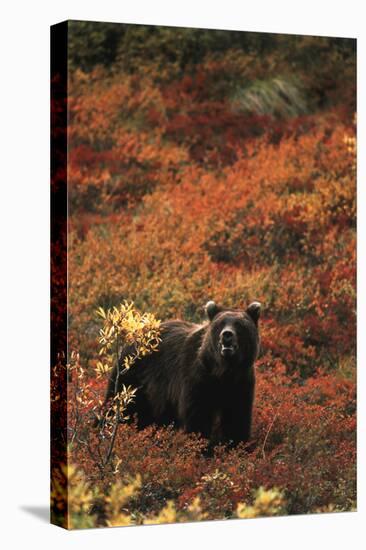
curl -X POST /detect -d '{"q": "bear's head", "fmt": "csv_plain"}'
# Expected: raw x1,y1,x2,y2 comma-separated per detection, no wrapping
203,300,261,372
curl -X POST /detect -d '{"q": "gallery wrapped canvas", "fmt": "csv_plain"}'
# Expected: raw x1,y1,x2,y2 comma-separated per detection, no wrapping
51,20,356,529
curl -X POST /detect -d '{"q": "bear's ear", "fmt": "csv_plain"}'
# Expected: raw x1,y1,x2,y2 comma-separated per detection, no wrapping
205,300,220,321
246,301,261,324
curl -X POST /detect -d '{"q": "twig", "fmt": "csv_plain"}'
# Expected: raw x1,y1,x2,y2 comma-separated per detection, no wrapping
261,410,279,459
104,333,121,465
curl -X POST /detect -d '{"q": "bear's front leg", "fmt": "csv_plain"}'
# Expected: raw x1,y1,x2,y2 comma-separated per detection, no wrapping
179,385,214,440
221,380,255,445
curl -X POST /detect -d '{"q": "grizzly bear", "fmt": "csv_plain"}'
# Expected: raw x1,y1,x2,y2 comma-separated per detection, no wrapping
104,300,261,446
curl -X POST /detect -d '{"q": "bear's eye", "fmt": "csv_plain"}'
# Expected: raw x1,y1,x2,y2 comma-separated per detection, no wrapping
234,320,246,333
218,321,229,332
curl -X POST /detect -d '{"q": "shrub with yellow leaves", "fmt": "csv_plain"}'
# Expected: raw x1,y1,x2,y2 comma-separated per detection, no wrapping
51,464,98,529
236,487,286,519
144,497,208,525
94,302,161,464
53,302,161,491
52,464,209,529
96,301,161,360
105,475,142,527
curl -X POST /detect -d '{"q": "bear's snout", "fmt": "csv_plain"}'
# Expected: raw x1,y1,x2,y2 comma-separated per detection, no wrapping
222,329,234,344
219,327,238,357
